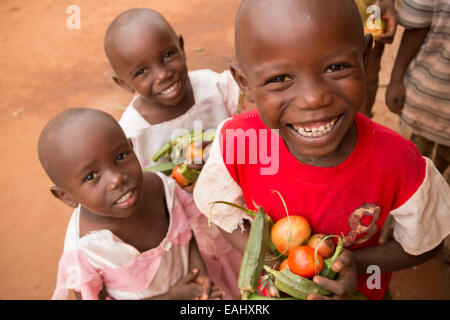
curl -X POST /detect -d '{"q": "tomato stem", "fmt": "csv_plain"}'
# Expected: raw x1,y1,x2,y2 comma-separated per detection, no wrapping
270,190,292,257
208,201,256,228
316,234,345,279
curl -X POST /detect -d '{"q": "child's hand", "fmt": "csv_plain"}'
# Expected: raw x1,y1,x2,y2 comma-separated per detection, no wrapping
193,272,225,300
376,0,397,44
307,249,358,300
386,80,406,115
167,268,224,300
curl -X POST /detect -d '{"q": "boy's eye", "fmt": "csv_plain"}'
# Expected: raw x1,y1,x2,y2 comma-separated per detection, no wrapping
134,68,146,78
163,51,175,60
83,172,96,183
265,75,292,85
117,152,129,161
325,64,350,73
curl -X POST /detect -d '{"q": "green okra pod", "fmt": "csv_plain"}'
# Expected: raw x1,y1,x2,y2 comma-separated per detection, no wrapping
238,207,270,300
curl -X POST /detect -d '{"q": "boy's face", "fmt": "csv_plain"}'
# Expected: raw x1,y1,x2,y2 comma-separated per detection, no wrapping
232,1,370,166
109,24,189,108
52,120,144,219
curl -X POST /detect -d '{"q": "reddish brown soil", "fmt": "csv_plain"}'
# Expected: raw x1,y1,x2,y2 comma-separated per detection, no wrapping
0,0,447,299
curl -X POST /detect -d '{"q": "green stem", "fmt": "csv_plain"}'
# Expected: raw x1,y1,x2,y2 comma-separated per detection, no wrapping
152,141,172,162
318,235,344,279
270,190,293,257
208,201,256,228
328,236,344,264
263,265,280,278
178,164,200,182
208,201,256,217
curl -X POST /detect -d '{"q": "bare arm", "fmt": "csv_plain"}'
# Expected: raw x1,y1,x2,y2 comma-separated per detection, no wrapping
353,239,442,274
309,239,442,300
219,221,250,255
386,27,429,114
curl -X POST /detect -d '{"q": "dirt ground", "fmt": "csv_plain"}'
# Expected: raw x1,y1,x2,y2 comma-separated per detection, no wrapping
0,0,448,300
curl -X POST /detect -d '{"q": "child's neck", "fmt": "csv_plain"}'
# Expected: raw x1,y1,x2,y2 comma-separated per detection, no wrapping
134,78,195,125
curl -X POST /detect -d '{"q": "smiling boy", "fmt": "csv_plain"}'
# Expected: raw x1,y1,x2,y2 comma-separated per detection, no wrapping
104,9,194,126
104,8,241,170
39,108,222,300
194,0,450,299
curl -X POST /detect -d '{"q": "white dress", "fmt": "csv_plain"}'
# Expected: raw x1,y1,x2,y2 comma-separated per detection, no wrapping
119,69,241,168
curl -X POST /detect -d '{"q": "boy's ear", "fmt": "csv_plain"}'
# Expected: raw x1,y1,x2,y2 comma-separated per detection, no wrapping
127,138,134,149
178,34,185,53
50,186,78,208
112,76,135,94
230,62,255,103
362,33,374,71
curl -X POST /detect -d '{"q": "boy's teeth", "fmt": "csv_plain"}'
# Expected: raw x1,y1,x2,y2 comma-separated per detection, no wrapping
160,82,179,95
116,190,132,204
292,117,338,137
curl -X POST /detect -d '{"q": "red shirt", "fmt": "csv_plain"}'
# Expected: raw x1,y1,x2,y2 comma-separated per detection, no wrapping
219,110,426,299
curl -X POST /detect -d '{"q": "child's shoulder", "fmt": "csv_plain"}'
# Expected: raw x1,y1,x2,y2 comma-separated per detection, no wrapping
358,113,424,166
220,109,265,131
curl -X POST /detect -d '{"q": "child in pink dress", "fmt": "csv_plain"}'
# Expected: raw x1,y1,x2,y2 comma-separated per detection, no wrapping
38,108,223,300
104,8,242,299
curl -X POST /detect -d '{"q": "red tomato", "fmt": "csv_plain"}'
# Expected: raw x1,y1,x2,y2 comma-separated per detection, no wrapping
171,166,191,187
271,215,311,256
279,258,289,271
306,234,336,259
288,246,324,278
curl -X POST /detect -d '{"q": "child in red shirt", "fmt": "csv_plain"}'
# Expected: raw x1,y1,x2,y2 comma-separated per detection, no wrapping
194,0,450,300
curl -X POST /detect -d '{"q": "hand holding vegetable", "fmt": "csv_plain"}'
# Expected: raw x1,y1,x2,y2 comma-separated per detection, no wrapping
308,249,358,300
376,0,397,44
148,130,215,187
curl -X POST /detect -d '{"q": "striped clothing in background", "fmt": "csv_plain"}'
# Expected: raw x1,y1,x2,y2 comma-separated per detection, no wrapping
397,0,450,146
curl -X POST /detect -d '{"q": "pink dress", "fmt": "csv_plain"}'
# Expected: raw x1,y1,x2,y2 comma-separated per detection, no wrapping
52,173,193,300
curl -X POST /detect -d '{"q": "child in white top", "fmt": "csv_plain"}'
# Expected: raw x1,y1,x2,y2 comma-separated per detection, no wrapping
104,8,242,298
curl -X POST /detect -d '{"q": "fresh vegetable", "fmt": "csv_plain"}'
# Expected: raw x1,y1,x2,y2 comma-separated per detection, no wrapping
270,190,311,256
263,265,330,300
288,246,324,278
171,164,200,187
152,130,215,163
279,258,289,271
271,216,311,256
364,18,386,38
247,293,296,300
143,161,176,174
307,234,335,259
185,141,204,164
318,235,344,280
151,141,171,163
237,207,270,300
